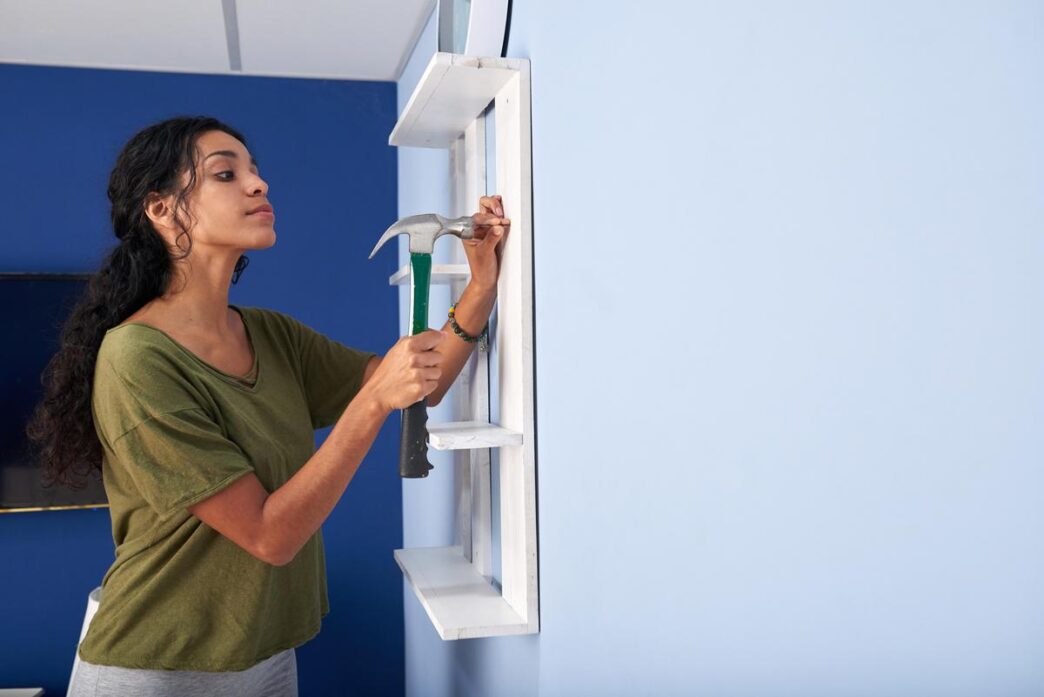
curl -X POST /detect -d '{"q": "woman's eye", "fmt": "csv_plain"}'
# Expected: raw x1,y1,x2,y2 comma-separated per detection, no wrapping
216,171,234,181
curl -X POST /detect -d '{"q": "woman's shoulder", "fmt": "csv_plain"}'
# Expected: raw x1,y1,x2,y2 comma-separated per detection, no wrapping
95,321,208,409
235,304,311,344
237,304,295,326
98,320,179,372
92,333,206,439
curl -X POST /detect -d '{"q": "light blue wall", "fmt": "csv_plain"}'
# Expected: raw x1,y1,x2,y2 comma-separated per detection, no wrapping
398,2,1044,695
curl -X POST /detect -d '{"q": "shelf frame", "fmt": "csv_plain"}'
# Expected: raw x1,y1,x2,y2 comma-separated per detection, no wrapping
390,51,538,640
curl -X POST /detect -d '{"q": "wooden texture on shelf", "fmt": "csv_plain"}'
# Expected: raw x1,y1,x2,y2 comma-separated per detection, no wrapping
390,53,529,149
389,263,470,286
427,421,523,451
394,546,530,640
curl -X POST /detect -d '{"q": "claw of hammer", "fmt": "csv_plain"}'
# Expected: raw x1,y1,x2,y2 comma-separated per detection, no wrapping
368,213,475,258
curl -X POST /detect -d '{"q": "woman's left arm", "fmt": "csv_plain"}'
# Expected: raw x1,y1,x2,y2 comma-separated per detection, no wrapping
427,279,496,406
360,195,509,407
427,194,508,406
359,275,496,407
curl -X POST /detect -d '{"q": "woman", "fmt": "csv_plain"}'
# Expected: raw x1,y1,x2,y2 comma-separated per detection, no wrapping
27,115,509,696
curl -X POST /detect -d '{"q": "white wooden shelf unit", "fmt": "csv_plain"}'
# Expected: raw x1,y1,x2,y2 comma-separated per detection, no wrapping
388,52,537,640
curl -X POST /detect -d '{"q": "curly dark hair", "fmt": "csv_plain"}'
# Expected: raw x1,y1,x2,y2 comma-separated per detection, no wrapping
25,115,252,491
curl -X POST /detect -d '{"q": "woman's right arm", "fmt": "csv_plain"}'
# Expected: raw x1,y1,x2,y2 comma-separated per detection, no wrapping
188,328,446,566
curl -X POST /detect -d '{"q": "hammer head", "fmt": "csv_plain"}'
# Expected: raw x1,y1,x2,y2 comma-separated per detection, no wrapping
368,213,475,258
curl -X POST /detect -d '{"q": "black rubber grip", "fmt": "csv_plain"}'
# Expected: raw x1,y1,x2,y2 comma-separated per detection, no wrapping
399,399,434,478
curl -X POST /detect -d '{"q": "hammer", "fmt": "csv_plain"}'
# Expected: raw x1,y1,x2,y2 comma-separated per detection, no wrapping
368,213,476,478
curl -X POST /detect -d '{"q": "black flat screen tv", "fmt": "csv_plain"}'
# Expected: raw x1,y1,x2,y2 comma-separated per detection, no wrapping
1,272,108,513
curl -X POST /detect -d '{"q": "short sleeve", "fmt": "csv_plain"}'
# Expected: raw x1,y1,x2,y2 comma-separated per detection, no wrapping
109,407,256,517
290,317,378,429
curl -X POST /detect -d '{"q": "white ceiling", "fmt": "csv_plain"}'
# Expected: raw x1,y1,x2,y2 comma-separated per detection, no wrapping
0,0,435,81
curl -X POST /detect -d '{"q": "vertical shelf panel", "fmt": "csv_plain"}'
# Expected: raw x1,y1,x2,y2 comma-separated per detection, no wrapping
492,64,538,629
458,115,494,583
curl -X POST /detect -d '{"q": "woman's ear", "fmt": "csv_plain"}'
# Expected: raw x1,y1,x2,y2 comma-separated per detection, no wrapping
144,192,174,231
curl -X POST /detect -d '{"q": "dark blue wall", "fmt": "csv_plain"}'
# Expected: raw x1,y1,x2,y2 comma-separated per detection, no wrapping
0,64,403,696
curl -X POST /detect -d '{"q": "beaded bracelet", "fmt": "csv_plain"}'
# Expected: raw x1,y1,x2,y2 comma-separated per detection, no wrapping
448,303,489,352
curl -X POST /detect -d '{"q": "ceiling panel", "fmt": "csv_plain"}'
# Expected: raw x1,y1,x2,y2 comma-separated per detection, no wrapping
0,0,436,81
236,0,434,80
0,0,229,72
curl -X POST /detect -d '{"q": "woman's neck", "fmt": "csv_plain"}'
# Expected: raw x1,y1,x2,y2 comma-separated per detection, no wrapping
152,259,237,336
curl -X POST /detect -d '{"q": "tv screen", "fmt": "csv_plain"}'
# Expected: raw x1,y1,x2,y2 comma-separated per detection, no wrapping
1,272,108,513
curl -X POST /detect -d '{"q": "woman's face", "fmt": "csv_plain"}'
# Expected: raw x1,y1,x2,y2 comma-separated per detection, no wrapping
151,129,276,254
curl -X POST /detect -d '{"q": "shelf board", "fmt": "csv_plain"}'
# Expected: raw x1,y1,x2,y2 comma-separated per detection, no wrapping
390,52,529,148
394,545,530,640
389,263,470,286
427,421,523,451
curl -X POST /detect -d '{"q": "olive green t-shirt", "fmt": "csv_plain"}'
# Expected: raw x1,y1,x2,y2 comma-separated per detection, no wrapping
77,304,377,672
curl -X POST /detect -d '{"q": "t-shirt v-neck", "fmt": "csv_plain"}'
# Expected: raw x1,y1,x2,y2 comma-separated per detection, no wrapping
109,304,261,391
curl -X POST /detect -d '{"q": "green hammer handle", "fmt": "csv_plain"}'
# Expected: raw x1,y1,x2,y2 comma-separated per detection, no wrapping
400,253,434,478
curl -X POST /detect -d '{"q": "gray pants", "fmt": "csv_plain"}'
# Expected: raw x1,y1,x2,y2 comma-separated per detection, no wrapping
67,647,298,697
